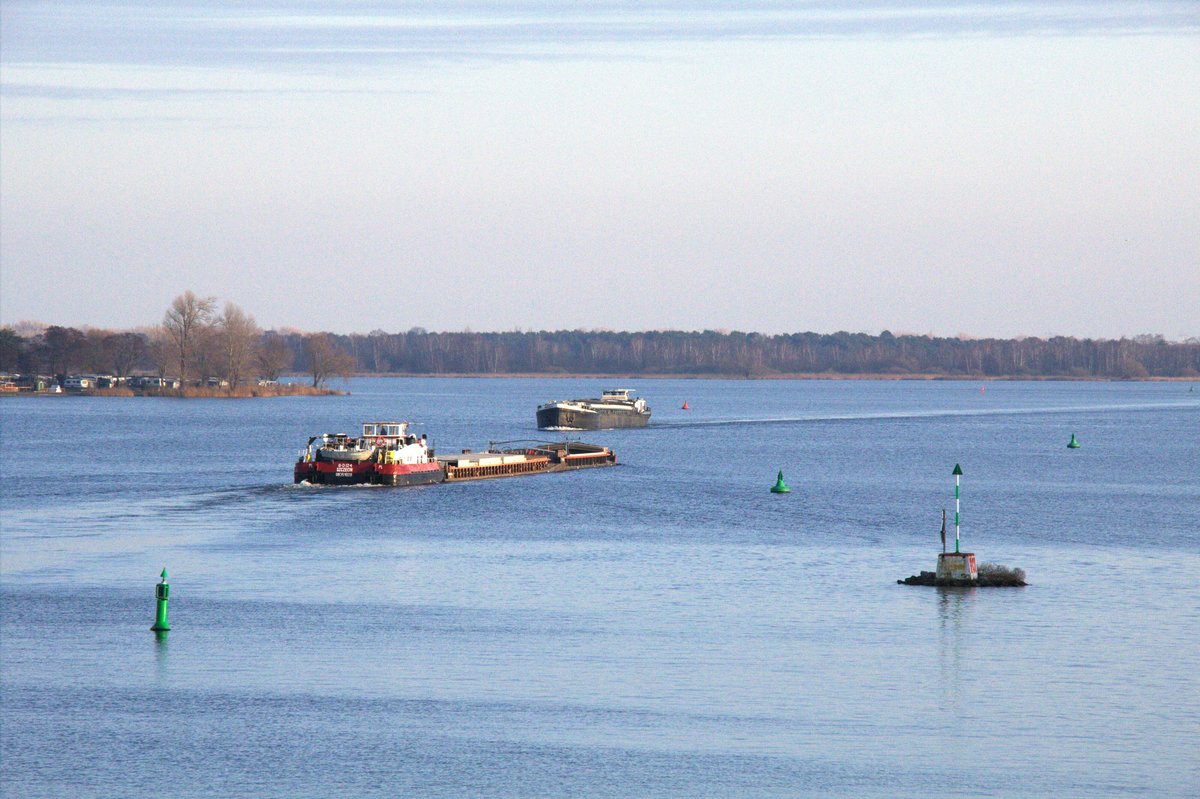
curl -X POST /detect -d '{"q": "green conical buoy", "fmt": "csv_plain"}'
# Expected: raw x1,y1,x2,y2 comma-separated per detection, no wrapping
151,568,171,632
770,470,790,493
1067,433,1080,449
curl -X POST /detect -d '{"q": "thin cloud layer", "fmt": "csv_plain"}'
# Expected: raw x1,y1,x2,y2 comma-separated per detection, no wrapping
4,2,1196,72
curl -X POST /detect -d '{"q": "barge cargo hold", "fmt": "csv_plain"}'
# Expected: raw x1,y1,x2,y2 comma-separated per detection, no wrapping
439,441,616,482
294,422,616,486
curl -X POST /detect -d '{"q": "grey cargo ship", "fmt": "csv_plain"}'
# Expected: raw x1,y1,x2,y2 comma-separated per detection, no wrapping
536,388,651,430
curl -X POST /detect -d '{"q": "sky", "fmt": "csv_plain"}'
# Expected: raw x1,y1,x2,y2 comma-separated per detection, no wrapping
2,1,1198,340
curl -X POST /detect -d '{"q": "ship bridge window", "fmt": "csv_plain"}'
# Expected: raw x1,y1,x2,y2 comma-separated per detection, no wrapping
363,424,377,437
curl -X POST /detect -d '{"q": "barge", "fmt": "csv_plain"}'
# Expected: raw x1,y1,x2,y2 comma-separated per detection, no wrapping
294,421,616,486
439,441,615,482
536,388,650,430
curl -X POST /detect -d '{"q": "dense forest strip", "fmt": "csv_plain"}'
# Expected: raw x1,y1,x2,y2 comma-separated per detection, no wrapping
322,329,1200,379
5,322,1197,382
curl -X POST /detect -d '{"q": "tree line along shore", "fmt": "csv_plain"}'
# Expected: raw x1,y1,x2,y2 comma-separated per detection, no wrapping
2,291,1198,394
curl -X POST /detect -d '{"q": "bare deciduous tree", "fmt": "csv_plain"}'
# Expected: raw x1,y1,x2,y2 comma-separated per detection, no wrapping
192,324,220,386
216,302,260,389
162,290,216,385
38,326,87,378
103,332,148,378
0,327,23,372
302,333,355,387
257,332,294,381
146,326,172,380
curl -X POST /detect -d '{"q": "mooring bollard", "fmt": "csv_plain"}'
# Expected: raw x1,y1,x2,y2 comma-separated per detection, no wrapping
151,568,171,632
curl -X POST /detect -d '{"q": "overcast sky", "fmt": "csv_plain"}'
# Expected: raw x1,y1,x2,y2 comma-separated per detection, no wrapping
2,2,1197,339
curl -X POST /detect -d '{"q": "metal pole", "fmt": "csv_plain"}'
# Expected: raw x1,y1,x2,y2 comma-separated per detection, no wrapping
952,463,963,554
955,474,960,553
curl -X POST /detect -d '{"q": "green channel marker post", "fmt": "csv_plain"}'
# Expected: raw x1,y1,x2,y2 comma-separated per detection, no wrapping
952,463,963,553
933,463,977,583
770,470,790,494
151,568,170,632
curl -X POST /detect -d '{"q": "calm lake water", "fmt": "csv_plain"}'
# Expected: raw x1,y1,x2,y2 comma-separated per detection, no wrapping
2,378,1198,798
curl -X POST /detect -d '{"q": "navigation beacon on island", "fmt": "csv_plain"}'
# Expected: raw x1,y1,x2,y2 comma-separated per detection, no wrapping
936,463,977,582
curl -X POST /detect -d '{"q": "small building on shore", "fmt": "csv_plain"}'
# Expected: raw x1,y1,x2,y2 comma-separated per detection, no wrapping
63,376,96,391
129,376,181,390
15,375,59,392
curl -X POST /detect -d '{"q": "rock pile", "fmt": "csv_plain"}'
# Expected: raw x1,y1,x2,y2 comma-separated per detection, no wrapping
898,563,1027,587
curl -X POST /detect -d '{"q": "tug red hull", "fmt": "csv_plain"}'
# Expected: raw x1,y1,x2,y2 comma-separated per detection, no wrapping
294,460,443,486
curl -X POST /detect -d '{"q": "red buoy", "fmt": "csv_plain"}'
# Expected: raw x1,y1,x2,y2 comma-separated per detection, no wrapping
681,401,689,410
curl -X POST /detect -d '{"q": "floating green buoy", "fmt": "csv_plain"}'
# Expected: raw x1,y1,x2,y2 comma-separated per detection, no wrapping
151,568,171,632
770,470,790,493
1067,433,1080,449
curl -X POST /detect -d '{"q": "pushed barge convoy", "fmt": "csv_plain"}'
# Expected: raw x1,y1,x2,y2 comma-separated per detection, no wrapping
536,388,650,430
294,421,616,486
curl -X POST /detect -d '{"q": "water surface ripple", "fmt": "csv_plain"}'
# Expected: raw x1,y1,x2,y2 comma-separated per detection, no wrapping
2,379,1197,797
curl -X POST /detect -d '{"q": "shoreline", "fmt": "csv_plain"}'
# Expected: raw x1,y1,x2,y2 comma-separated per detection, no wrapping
331,372,1200,382
4,374,1196,399
2,385,347,398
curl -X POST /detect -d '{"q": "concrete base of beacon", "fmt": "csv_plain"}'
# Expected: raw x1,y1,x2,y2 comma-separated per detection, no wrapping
936,552,977,583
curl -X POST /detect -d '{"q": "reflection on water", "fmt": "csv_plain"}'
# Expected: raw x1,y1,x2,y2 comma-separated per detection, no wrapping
153,630,169,680
937,586,976,704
